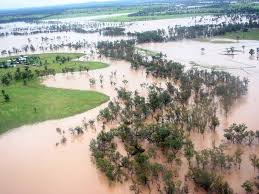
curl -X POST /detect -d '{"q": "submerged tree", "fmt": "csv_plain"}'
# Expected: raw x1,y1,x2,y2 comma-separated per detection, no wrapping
242,180,254,194
249,154,259,171
224,123,255,145
249,49,255,56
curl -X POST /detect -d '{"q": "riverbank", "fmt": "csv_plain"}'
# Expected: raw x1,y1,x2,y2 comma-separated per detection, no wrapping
97,13,209,22
0,80,109,133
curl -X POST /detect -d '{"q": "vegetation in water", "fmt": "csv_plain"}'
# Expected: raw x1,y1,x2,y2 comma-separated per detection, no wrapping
127,19,259,43
97,40,248,114
0,1,259,193
89,39,256,193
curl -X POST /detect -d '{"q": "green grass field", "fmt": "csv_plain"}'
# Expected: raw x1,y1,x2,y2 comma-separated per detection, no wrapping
97,13,210,22
0,53,109,76
0,81,109,133
0,53,109,133
221,28,259,41
45,8,138,20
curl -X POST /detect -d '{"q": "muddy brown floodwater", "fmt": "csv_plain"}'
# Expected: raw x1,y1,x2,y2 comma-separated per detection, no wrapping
139,39,259,193
0,57,165,194
0,32,259,193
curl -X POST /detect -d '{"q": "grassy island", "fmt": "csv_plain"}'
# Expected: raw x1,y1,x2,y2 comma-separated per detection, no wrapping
0,53,109,133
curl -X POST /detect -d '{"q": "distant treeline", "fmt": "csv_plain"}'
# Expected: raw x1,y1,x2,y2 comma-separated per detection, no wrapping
0,7,65,24
129,4,259,17
0,0,145,24
101,27,126,36
0,15,56,24
0,24,101,37
127,19,259,43
0,0,255,24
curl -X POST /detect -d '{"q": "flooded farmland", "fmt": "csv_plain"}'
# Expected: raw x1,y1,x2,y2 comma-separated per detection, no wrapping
139,39,259,193
0,11,259,194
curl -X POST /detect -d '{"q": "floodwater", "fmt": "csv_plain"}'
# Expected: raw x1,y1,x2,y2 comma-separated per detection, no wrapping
1,14,253,40
44,14,255,33
0,57,164,194
139,39,259,193
0,31,129,52
0,17,259,194
139,39,259,131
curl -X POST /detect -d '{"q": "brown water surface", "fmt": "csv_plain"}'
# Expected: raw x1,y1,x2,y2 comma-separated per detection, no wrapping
0,57,163,194
0,23,259,193
139,40,259,192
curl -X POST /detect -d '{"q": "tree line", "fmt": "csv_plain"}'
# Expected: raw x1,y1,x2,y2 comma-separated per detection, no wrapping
129,4,259,18
128,18,259,43
97,40,248,114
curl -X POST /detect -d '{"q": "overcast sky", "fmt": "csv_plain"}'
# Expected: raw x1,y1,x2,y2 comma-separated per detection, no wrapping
1,0,112,9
